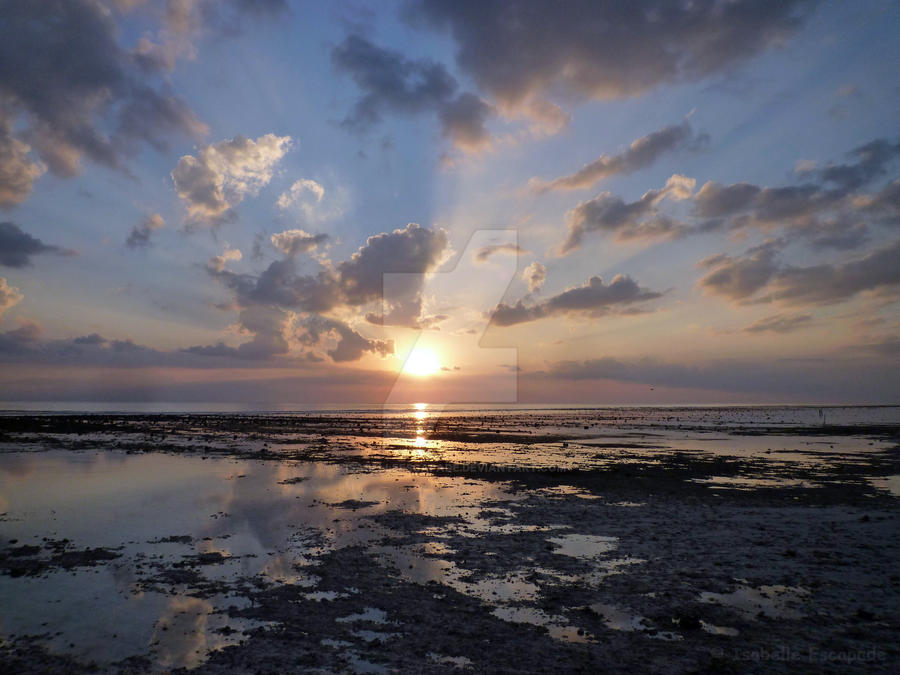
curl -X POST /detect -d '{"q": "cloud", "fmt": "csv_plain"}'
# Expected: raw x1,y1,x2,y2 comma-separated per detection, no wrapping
277,179,324,209
697,240,780,301
560,174,695,253
0,222,74,267
298,316,393,362
437,91,493,152
0,0,206,184
816,139,900,192
125,213,165,249
172,133,292,225
202,223,448,359
700,238,900,306
406,0,812,114
491,273,660,326
332,34,492,152
0,317,42,353
207,245,242,273
270,229,329,257
0,108,45,207
72,333,107,345
859,179,900,217
550,136,900,252
527,354,900,400
473,243,529,263
743,313,813,334
126,0,289,73
531,120,705,193
522,261,546,293
336,223,450,306
275,178,347,224
688,138,900,248
0,277,23,317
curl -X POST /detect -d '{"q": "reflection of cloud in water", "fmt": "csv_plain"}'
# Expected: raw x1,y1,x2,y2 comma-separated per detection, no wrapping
153,596,213,670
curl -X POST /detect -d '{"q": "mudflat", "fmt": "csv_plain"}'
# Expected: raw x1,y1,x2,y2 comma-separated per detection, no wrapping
0,406,898,673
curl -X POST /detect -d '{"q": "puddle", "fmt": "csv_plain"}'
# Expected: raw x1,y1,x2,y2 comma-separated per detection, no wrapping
588,603,650,632
428,652,473,668
691,476,818,490
336,607,390,624
700,584,809,619
701,620,740,636
548,534,618,558
868,475,900,497
491,606,592,643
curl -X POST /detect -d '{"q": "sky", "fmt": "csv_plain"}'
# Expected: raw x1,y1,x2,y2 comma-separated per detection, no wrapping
0,0,899,406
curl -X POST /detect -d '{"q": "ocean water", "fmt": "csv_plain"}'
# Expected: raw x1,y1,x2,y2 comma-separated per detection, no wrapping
0,402,897,426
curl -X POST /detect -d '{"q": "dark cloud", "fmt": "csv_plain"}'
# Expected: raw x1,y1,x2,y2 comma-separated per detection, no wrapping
689,138,900,247
532,120,706,193
551,136,900,253
72,333,107,345
332,35,492,151
743,313,813,334
0,318,42,354
0,222,74,267
700,238,900,306
761,238,900,305
299,316,393,363
817,139,900,192
0,0,206,185
693,182,842,225
405,0,812,113
560,175,694,253
861,179,900,219
336,223,450,306
697,240,780,301
491,273,661,326
474,243,529,263
202,223,448,360
437,92,494,152
125,214,165,249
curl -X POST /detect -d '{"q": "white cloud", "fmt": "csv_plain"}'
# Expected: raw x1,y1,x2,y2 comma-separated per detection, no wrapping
522,261,546,293
277,179,324,209
276,178,347,224
270,229,328,257
207,245,242,273
172,133,292,225
0,277,23,318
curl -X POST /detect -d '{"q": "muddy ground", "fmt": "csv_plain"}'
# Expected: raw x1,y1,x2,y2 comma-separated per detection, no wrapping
0,409,897,673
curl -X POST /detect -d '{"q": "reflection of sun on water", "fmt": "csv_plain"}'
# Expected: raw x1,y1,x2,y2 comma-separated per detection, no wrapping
404,347,440,376
414,403,428,451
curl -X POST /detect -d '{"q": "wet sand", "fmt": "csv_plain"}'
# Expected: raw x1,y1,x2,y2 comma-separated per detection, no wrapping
0,406,898,673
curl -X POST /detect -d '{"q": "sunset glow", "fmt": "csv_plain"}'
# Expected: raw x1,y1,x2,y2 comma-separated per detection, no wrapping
403,348,441,377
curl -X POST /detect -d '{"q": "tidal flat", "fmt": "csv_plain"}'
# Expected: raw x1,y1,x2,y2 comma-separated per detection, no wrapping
0,406,898,673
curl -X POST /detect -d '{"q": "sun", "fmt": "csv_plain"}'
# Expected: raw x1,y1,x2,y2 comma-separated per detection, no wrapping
403,347,441,376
